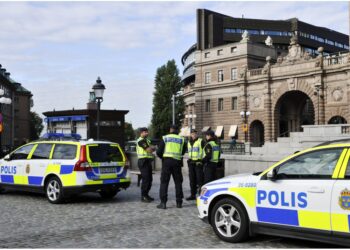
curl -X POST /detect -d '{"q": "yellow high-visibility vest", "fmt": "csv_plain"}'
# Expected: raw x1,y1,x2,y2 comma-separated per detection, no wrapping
163,134,184,160
204,140,220,163
188,138,203,161
136,137,154,159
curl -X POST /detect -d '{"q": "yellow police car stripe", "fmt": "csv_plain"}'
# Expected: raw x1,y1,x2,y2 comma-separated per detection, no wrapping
13,175,29,185
332,149,348,179
298,210,331,230
86,180,103,185
228,187,256,207
60,172,77,186
45,164,61,174
338,149,350,178
331,213,349,232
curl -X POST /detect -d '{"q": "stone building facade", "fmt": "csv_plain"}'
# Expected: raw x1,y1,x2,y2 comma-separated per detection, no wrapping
182,34,350,146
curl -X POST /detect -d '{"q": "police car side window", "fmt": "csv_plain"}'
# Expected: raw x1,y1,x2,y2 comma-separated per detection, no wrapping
345,158,350,179
276,148,343,179
52,144,77,160
31,143,53,160
11,144,35,160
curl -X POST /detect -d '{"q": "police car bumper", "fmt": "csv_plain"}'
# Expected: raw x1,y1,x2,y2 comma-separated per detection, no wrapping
63,181,131,195
197,197,210,223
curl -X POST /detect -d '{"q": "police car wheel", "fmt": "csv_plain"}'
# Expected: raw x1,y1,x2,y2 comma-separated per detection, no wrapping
45,177,64,204
211,198,249,243
99,188,118,199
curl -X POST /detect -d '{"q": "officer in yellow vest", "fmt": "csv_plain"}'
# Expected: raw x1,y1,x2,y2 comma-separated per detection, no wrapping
136,127,155,202
186,129,205,200
203,130,220,184
156,125,186,209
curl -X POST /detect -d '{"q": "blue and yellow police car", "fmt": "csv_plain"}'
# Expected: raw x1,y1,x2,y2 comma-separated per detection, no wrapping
197,140,350,246
0,136,130,204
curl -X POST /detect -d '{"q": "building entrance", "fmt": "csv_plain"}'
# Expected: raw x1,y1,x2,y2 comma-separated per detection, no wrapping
275,90,315,137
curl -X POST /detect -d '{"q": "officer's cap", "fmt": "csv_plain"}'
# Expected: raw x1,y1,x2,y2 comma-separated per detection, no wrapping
190,129,198,133
205,130,215,137
139,127,148,132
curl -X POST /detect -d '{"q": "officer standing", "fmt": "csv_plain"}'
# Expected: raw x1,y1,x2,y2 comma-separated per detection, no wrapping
136,127,155,202
186,129,205,200
203,130,220,184
156,125,186,209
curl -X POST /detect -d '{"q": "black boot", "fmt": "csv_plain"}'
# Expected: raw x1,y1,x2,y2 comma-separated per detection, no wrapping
146,194,154,201
176,201,182,208
141,196,152,203
157,202,166,209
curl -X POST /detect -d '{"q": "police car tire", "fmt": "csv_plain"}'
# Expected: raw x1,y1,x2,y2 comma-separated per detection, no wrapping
210,198,249,243
45,177,65,204
99,188,118,199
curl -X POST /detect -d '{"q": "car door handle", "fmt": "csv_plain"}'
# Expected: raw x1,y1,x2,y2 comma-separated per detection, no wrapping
307,187,325,193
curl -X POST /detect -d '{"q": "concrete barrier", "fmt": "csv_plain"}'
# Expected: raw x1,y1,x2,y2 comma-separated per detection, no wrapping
126,152,279,176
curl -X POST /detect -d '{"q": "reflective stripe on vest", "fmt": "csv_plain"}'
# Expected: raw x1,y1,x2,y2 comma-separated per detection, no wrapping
204,141,220,163
163,134,184,160
188,138,203,161
136,137,154,159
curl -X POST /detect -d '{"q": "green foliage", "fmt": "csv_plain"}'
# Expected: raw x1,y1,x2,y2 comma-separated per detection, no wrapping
125,122,135,141
151,60,185,139
30,111,44,140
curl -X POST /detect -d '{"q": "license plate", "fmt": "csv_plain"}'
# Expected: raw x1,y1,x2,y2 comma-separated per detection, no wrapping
100,167,116,174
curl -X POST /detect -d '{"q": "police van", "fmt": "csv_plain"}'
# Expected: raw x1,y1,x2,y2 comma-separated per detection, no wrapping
0,137,131,204
197,140,350,246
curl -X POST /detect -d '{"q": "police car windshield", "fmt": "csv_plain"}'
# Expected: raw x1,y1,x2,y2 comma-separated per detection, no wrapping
88,144,123,162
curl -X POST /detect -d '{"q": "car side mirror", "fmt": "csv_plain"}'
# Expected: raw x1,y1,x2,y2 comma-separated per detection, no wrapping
267,168,277,181
4,154,11,161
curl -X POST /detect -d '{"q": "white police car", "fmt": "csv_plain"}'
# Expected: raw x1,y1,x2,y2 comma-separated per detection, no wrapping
197,141,350,246
0,138,130,204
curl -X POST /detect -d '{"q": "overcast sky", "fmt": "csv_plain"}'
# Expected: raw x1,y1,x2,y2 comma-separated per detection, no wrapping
0,1,348,129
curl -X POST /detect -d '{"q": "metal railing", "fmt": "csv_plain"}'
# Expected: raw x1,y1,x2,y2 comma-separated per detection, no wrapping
220,141,245,154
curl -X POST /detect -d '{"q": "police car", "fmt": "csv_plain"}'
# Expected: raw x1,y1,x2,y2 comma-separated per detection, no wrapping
197,140,350,246
0,136,131,204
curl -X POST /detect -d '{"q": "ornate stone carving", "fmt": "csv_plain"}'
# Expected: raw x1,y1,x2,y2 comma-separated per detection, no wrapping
265,36,273,47
253,96,261,108
239,65,247,79
332,87,344,102
287,78,297,90
240,30,250,43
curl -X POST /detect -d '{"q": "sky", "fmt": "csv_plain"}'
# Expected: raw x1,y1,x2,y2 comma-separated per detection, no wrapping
0,1,348,129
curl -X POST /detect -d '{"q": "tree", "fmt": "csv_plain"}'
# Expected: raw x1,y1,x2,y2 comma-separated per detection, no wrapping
30,111,44,140
125,122,135,141
151,60,185,139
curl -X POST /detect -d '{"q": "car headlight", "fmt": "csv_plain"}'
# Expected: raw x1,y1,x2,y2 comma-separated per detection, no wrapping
200,187,207,197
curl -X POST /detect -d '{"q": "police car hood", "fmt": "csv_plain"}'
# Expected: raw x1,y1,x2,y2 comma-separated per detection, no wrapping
204,173,258,188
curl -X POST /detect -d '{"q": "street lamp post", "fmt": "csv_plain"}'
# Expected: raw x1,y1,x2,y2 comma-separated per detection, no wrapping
185,112,197,133
240,110,251,142
171,91,183,125
92,77,105,140
314,82,322,125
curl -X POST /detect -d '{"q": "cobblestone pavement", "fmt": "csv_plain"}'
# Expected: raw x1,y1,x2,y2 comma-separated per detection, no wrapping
0,172,337,248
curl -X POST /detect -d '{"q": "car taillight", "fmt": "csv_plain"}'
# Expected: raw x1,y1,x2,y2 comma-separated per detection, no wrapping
74,145,92,171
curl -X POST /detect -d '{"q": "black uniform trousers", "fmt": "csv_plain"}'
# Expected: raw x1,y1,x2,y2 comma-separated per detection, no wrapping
188,160,204,196
159,158,183,203
138,158,153,197
203,162,217,184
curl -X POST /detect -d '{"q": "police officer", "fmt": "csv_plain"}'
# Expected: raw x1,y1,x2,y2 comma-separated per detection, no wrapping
156,125,186,209
136,127,155,202
186,129,205,200
203,130,220,184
